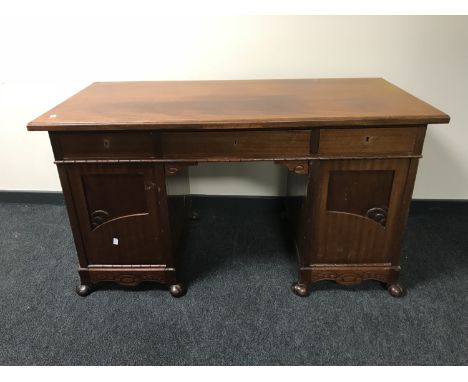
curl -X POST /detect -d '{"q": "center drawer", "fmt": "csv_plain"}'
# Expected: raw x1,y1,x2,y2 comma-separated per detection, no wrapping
160,130,311,159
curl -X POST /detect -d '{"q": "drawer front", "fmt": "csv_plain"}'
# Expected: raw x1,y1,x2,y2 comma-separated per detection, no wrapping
160,130,311,159
318,127,423,156
57,132,156,159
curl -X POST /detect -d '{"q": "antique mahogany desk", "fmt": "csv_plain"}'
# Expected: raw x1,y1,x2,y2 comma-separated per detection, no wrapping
27,79,449,298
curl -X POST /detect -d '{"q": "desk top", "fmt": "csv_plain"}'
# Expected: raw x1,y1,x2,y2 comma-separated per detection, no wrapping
27,78,449,131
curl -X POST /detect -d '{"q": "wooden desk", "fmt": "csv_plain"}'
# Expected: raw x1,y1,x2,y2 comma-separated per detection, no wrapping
27,79,449,298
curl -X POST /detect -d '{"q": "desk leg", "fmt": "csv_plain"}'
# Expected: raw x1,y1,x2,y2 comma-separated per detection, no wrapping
290,158,418,297
164,163,192,297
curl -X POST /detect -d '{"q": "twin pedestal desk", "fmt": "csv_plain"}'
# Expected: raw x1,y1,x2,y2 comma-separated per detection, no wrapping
27,79,449,298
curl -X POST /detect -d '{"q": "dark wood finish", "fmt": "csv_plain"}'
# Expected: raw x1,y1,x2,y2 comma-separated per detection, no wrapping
66,163,168,266
326,169,394,225
30,79,449,297
51,128,425,165
52,130,312,162
27,79,449,131
57,131,157,159
290,158,417,293
165,165,191,262
318,127,424,156
54,163,88,268
299,265,400,285
160,130,311,159
79,267,176,288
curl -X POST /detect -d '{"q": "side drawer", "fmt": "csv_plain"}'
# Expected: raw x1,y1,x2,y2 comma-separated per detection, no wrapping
160,130,311,159
318,127,424,156
54,132,157,159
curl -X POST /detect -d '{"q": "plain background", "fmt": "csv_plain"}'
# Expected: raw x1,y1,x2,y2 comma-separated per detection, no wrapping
1,13,467,198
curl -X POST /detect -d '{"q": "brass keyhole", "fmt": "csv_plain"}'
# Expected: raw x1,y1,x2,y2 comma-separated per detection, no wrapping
365,136,370,143
103,138,110,149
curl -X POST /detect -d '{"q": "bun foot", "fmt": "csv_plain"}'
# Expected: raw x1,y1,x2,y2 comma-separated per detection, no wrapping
76,284,92,297
169,283,187,298
387,283,404,298
292,282,310,297
190,211,199,221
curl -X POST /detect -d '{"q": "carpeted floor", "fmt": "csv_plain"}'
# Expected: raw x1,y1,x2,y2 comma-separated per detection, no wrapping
0,197,466,365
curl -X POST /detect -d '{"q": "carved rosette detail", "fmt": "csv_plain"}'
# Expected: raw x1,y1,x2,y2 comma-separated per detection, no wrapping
165,162,197,176
166,166,180,175
90,209,110,229
92,272,165,286
275,160,309,175
292,164,307,174
312,271,388,284
366,207,388,226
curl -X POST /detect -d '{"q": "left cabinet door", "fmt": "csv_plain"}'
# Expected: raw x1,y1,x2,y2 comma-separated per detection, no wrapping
65,163,169,266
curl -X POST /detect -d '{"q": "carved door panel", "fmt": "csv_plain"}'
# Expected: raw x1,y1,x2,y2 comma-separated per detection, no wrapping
67,163,169,266
306,158,413,266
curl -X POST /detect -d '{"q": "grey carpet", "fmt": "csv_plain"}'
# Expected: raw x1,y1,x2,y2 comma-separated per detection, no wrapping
0,198,466,365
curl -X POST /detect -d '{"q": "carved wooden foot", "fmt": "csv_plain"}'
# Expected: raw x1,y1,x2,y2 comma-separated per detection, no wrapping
387,283,404,298
292,282,310,297
169,283,187,298
76,284,92,297
190,211,199,221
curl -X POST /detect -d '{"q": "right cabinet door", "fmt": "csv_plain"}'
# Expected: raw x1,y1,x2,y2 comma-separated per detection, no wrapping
306,158,416,266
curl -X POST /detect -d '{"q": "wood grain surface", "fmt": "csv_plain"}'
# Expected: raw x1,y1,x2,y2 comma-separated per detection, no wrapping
27,78,449,131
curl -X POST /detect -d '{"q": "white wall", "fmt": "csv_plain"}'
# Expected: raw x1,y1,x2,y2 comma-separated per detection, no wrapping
1,13,467,198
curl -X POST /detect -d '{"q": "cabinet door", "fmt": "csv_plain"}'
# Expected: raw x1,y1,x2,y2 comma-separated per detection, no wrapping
66,163,169,266
305,158,414,266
